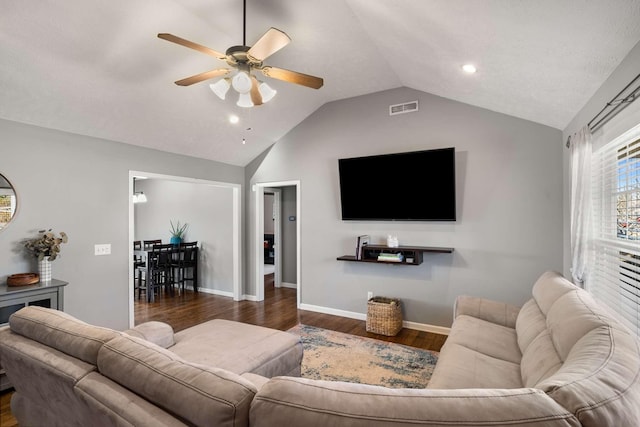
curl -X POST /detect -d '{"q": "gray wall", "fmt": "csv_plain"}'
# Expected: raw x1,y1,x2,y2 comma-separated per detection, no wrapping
249,87,563,328
134,179,234,294
0,118,244,330
562,40,640,279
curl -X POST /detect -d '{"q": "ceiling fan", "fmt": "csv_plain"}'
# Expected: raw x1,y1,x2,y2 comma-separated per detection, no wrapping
158,0,324,107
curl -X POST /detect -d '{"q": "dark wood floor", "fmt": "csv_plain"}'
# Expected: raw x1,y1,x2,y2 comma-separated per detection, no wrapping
135,275,447,350
1,274,447,425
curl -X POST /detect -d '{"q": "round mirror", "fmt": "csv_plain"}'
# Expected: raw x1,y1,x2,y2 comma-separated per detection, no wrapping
0,173,18,231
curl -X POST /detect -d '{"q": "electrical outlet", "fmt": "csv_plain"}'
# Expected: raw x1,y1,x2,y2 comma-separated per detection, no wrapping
94,244,111,256
367,291,373,301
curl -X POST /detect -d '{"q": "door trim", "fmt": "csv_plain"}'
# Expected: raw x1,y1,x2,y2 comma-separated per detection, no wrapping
128,171,242,328
254,180,300,307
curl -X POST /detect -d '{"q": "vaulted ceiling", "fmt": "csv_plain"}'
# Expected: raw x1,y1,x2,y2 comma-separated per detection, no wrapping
2,1,640,166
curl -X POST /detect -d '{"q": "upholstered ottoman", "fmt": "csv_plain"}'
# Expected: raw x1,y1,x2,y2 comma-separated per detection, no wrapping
169,319,303,378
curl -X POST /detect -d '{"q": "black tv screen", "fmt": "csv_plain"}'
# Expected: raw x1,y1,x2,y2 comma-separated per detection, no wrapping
338,147,456,221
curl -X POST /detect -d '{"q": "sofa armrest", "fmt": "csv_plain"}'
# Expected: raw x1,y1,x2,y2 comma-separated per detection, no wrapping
250,377,580,427
123,321,175,348
454,295,520,328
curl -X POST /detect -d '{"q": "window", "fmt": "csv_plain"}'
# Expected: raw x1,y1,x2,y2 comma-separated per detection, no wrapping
0,191,16,229
591,127,640,337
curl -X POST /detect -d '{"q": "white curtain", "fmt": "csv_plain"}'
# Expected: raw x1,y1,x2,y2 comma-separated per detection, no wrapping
570,126,592,286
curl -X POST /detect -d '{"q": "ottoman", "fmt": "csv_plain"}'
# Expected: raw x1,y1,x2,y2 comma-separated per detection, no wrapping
169,319,303,378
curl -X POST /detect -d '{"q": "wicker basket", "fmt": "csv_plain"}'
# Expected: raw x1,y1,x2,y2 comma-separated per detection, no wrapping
366,297,403,336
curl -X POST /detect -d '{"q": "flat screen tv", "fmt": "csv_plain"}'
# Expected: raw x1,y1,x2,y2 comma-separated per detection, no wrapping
338,147,456,221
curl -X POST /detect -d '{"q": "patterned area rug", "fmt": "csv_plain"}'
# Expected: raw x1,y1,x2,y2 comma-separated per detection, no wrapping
287,324,439,388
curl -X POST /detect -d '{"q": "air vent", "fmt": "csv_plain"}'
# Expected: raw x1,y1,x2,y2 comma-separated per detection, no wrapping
389,100,419,116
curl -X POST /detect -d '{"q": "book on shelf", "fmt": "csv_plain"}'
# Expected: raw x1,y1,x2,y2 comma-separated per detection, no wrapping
355,235,370,260
377,252,404,262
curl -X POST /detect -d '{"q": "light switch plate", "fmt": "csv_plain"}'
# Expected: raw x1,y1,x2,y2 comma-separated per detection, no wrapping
94,244,111,256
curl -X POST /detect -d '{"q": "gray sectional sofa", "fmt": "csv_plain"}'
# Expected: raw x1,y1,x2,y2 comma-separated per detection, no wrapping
0,308,301,426
1,271,639,426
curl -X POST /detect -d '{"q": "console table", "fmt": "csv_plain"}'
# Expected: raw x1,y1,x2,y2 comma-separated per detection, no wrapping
0,278,68,390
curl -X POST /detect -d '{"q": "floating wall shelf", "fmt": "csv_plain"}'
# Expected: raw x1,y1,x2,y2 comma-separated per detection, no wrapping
337,244,454,266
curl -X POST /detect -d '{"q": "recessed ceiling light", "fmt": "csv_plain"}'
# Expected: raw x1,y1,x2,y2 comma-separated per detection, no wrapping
229,115,239,124
462,64,477,74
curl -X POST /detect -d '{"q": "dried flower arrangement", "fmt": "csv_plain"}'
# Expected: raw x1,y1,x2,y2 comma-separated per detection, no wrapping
23,229,68,261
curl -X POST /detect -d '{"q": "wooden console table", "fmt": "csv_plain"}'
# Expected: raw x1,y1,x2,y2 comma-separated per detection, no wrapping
0,278,68,390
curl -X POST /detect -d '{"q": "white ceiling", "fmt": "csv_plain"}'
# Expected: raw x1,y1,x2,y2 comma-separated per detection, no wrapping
2,1,640,166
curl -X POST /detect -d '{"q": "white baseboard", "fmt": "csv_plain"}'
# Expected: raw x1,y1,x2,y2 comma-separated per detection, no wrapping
243,294,259,301
298,303,450,336
402,320,450,336
197,287,234,298
299,303,366,321
279,282,297,289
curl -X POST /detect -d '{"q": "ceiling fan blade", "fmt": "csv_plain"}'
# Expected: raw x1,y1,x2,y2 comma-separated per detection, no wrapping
261,66,324,89
250,76,263,106
158,33,226,60
247,28,291,62
175,68,231,86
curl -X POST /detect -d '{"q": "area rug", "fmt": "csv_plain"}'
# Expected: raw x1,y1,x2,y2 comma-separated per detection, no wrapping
287,324,438,388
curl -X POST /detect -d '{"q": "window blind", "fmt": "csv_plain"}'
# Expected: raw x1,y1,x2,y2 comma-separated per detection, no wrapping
591,132,640,337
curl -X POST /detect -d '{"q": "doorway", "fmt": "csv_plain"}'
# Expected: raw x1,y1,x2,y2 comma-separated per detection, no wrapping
128,171,242,328
254,181,300,307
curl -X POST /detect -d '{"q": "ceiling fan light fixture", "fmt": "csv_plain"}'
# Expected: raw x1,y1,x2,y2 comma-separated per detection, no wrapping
258,81,277,103
232,71,252,94
210,78,231,99
237,92,254,108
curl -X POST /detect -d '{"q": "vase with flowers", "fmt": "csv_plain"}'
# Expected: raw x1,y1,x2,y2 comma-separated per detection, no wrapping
23,229,68,282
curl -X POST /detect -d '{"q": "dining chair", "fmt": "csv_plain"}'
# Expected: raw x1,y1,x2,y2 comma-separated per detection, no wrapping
176,241,198,293
133,241,147,299
143,239,162,250
146,243,175,301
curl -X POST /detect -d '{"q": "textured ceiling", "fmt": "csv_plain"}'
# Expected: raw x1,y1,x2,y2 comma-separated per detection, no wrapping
1,1,639,166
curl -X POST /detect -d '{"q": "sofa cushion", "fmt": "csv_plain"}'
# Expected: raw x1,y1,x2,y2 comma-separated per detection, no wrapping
0,327,97,426
540,325,640,427
9,306,119,365
516,298,563,387
546,290,611,361
444,315,521,364
170,319,303,377
251,377,580,427
515,298,547,353
427,342,522,389
520,329,562,387
97,334,257,427
531,271,576,316
454,295,520,328
75,372,188,427
535,290,640,427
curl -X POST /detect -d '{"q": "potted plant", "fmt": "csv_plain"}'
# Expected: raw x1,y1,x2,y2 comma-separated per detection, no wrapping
23,229,68,282
169,220,188,245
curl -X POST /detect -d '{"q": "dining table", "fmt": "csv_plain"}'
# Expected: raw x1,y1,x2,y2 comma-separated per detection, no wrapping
134,244,198,302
